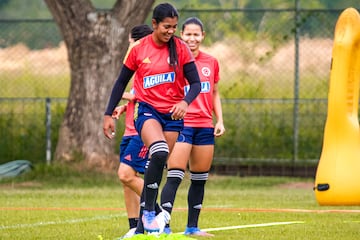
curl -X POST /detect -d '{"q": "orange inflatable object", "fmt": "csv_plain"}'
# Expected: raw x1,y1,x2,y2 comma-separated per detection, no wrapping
314,7,360,205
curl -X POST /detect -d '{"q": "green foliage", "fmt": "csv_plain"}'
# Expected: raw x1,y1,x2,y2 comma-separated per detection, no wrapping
0,99,66,164
0,0,51,19
0,0,351,49
319,0,360,9
0,0,10,9
0,95,327,165
214,98,326,162
0,20,62,49
0,102,45,162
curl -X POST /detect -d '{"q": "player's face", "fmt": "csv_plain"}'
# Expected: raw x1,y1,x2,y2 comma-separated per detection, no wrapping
181,23,204,53
152,17,178,45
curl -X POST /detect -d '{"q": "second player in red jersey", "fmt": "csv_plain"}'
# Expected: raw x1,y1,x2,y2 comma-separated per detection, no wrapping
183,51,220,128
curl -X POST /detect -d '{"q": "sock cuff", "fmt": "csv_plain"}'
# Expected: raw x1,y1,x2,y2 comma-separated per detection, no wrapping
190,171,209,181
167,169,185,179
149,140,169,156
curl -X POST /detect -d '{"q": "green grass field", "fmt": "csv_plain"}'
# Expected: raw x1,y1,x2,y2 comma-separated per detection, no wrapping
0,164,359,240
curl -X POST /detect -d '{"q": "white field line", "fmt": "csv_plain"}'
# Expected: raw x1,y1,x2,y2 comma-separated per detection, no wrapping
0,213,126,230
175,221,305,234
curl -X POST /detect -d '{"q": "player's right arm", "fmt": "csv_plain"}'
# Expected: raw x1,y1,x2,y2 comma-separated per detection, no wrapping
103,65,134,139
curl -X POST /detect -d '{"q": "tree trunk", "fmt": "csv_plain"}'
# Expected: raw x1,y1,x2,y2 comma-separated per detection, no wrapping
44,0,155,167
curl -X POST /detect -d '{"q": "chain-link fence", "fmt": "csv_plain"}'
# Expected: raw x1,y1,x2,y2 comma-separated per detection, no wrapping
0,8,346,175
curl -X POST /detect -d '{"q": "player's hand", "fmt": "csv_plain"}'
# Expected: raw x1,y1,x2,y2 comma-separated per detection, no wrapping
170,100,188,120
214,122,225,137
112,105,126,120
103,115,115,139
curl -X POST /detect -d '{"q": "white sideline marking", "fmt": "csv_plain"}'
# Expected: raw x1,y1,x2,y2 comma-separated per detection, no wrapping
175,221,304,234
202,221,305,232
0,213,126,230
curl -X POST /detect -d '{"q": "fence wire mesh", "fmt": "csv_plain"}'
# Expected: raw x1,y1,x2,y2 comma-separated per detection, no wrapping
0,9,346,174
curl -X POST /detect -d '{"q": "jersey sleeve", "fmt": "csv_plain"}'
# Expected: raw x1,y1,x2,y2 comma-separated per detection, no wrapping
123,41,140,71
214,58,220,84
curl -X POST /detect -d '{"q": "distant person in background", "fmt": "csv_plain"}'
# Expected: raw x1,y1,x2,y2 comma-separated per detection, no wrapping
111,24,153,239
160,17,225,236
103,2,201,234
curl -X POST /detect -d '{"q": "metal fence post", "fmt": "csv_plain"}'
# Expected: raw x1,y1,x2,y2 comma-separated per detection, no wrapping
45,97,51,165
293,0,300,168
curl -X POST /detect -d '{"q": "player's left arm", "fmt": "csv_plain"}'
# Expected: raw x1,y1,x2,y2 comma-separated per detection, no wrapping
170,61,201,120
213,83,225,137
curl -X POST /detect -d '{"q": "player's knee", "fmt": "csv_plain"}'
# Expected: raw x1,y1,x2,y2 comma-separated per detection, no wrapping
118,169,135,185
149,140,169,166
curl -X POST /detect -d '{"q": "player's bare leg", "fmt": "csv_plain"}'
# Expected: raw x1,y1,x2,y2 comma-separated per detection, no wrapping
118,163,144,238
118,163,143,196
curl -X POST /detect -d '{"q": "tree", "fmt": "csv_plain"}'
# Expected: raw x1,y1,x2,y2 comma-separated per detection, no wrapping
44,0,155,167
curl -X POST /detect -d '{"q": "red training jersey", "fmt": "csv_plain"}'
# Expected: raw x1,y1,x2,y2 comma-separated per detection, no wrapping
184,51,220,128
123,100,137,136
124,34,194,113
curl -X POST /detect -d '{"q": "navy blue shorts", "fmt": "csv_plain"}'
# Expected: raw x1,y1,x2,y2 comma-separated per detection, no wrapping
134,102,184,135
177,127,215,145
119,135,148,174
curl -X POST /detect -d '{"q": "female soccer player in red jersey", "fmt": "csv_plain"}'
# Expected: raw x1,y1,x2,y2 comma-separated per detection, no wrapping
160,17,226,236
103,3,201,234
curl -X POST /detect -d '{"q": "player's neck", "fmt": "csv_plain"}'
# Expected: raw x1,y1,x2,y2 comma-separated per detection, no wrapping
152,34,166,47
192,49,200,58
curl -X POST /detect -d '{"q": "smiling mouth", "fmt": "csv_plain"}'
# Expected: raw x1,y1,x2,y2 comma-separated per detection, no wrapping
164,35,172,41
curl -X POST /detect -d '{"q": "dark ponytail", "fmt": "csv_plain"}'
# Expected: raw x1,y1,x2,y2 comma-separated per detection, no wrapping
152,3,179,70
168,36,178,70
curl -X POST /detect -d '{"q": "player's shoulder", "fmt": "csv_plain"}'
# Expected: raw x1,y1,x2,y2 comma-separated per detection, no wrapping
130,35,151,51
199,50,216,60
198,50,219,63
